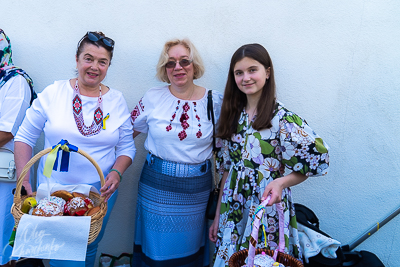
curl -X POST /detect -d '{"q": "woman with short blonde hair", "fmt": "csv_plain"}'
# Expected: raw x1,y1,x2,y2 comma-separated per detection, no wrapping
155,38,205,83
131,38,221,266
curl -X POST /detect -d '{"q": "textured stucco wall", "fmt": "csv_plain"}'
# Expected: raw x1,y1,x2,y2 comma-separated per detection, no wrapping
4,1,400,266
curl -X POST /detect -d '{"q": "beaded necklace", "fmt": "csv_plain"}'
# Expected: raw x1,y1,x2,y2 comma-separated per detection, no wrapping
72,79,103,137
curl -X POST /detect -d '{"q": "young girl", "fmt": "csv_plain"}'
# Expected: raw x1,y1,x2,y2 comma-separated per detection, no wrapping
209,43,329,266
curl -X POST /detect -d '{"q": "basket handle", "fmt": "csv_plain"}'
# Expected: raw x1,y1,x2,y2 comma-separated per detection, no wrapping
247,195,285,267
14,146,105,202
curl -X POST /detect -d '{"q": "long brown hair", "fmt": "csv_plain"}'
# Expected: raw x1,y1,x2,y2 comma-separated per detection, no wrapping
218,43,276,139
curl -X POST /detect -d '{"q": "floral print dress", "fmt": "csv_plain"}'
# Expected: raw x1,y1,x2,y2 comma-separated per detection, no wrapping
213,102,329,267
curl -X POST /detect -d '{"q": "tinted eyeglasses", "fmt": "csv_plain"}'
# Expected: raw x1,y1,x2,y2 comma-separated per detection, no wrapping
79,31,115,49
165,59,193,69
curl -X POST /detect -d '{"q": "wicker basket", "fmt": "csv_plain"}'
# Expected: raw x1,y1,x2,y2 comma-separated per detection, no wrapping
228,196,304,267
11,147,108,244
228,248,304,267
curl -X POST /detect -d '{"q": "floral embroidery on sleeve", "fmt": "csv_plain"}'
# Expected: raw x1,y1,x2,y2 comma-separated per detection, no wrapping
130,98,144,123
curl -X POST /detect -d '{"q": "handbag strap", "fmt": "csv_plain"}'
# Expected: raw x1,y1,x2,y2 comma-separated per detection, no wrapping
247,196,285,266
207,90,218,188
207,90,216,150
0,147,14,154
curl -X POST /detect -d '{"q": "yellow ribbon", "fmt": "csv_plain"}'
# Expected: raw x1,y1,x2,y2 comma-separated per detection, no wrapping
102,113,110,130
43,143,74,178
43,144,61,178
59,143,72,152
262,225,267,247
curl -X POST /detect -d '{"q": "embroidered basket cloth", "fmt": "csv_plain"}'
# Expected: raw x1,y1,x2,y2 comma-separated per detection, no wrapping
228,197,304,267
11,146,108,244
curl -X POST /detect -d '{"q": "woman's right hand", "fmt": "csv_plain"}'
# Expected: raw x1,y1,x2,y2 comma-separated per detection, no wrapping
132,130,141,139
209,214,220,243
22,180,33,196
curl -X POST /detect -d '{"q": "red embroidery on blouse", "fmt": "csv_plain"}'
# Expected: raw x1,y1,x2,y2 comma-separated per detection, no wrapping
167,100,180,132
131,98,144,123
139,98,145,111
178,130,187,140
178,102,190,140
166,100,202,141
194,102,202,138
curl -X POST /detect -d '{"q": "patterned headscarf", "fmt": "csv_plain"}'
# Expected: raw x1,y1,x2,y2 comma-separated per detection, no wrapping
0,29,36,104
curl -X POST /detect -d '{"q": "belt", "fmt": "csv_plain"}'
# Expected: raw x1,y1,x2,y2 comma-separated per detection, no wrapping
146,153,211,177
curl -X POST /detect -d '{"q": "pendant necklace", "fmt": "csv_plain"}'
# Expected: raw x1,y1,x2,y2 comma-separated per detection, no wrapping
72,79,103,137
247,107,257,122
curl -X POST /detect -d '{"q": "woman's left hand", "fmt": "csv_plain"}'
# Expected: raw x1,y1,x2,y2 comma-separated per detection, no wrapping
100,171,120,202
99,156,132,201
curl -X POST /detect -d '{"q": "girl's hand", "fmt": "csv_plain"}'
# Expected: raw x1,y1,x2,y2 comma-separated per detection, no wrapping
261,172,308,205
209,214,220,243
100,171,120,202
261,179,284,206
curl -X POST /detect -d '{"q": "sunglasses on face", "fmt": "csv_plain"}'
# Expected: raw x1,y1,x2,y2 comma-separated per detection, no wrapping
82,31,115,49
165,59,193,69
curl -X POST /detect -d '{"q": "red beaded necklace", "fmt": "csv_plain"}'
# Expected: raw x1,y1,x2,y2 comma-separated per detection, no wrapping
72,80,103,137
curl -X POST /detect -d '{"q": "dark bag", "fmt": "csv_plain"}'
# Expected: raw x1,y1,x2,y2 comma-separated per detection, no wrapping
294,203,385,267
206,187,220,220
295,203,344,267
205,90,220,220
15,258,45,267
99,252,132,266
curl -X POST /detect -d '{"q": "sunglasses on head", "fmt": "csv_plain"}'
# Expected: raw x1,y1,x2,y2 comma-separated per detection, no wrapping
165,59,193,69
81,31,115,49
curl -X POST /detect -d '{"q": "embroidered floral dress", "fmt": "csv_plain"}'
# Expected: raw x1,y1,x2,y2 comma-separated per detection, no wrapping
213,102,329,266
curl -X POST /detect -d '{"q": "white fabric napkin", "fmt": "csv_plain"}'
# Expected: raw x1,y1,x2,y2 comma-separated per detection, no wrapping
12,214,91,261
298,222,341,263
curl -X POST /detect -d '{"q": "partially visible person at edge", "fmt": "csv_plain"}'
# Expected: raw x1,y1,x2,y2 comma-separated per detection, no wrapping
14,31,136,267
209,43,330,266
0,29,35,267
130,38,223,266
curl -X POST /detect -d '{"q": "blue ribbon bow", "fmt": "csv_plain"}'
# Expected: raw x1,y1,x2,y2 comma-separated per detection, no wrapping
43,139,78,178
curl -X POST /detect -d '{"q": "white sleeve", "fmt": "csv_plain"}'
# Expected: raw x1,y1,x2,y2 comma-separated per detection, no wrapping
15,84,51,148
130,90,153,133
0,75,31,136
115,96,136,160
212,90,223,122
116,117,136,161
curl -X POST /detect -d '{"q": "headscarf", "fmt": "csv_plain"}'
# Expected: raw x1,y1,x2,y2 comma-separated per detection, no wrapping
0,29,36,104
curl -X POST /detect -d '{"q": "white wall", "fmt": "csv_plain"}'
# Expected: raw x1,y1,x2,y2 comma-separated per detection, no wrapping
4,1,400,266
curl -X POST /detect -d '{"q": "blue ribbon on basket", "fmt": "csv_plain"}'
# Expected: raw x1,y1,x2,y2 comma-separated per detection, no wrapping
43,139,78,178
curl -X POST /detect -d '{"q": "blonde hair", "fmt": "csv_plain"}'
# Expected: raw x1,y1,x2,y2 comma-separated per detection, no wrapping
156,38,205,83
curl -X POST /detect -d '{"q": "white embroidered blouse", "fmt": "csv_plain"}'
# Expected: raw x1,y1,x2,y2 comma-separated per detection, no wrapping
131,85,223,164
15,80,136,185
